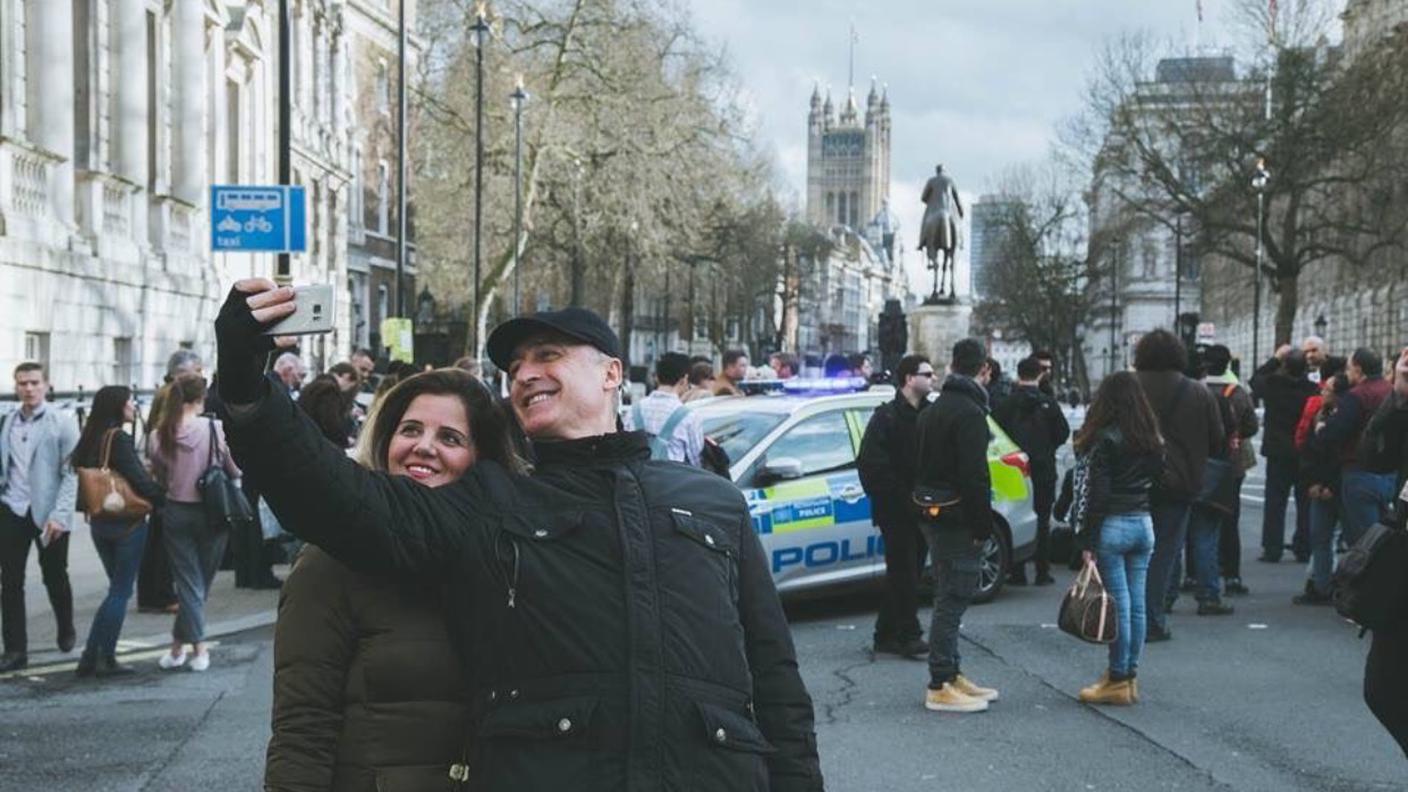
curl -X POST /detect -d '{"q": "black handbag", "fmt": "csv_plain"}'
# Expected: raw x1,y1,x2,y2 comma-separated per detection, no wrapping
1194,457,1238,515
912,485,961,523
197,418,253,530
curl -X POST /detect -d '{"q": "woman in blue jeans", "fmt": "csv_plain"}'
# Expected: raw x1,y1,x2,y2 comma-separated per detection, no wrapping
71,386,166,677
1072,372,1165,705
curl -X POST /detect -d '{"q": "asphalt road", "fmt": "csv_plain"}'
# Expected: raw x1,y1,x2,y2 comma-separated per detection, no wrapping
0,462,1403,791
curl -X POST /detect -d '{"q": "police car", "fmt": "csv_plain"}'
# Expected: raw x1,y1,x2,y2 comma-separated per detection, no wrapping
689,379,1039,603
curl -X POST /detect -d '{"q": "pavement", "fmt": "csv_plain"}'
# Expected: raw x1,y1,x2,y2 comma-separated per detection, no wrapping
0,456,1404,790
0,521,286,678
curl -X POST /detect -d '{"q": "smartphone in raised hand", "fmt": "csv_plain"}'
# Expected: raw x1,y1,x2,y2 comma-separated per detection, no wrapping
259,283,335,336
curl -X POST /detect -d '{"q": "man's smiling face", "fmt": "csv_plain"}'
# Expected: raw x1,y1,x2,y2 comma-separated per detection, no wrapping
508,333,622,440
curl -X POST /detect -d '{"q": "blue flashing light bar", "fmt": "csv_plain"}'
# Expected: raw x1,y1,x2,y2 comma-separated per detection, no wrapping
738,377,872,396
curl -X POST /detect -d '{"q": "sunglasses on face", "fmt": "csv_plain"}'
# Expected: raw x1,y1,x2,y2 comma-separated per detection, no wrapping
915,371,935,378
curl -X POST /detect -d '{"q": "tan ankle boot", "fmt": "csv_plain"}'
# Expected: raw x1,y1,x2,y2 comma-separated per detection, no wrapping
1079,674,1135,705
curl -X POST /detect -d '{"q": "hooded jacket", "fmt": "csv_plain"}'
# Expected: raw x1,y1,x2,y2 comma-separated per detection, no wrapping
225,384,822,792
914,375,993,541
1134,370,1225,502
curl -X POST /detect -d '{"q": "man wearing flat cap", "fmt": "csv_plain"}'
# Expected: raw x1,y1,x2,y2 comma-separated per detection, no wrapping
213,280,823,792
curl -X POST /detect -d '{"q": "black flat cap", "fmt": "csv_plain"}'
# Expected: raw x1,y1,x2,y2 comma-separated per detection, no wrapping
486,307,622,370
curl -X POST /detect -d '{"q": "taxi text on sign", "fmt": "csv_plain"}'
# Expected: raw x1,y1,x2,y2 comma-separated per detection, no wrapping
209,185,308,253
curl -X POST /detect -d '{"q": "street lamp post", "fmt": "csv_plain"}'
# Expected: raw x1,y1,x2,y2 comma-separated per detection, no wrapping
470,2,490,355
395,0,408,317
1173,212,1183,337
510,75,528,318
276,0,291,286
1315,313,1327,342
1252,158,1270,371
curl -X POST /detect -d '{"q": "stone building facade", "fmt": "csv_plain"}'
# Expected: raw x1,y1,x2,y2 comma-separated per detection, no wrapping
806,79,891,231
0,0,419,392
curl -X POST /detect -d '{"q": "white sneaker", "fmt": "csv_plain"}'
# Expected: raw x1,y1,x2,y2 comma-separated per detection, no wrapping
188,651,210,672
158,649,188,670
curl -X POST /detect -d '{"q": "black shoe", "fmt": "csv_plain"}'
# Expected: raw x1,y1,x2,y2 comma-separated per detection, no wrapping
874,637,929,659
1179,577,1198,593
0,652,28,672
1257,554,1282,563
75,650,98,678
96,656,136,678
1146,624,1172,643
1007,571,1029,586
1197,599,1235,616
57,624,76,654
1034,572,1056,586
1224,578,1250,596
1293,589,1333,606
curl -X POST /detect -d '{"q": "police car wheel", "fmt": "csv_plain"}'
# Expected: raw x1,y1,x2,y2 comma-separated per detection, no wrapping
972,523,1010,604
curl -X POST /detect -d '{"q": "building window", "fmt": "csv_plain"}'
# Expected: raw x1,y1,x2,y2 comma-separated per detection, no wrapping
837,192,847,226
849,191,859,229
376,61,390,114
24,332,51,370
825,192,835,221
377,160,390,234
146,10,159,190
377,284,390,324
350,147,364,230
113,337,133,386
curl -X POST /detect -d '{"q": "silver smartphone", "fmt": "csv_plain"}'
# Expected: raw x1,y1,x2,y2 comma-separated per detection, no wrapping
260,283,336,336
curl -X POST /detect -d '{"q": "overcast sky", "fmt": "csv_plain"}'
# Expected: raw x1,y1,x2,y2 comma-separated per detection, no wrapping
684,0,1337,294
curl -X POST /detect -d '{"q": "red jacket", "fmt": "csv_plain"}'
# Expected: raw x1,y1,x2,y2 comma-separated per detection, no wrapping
1295,395,1323,452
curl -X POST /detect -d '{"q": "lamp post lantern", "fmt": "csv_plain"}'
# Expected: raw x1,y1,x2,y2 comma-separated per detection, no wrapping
1252,158,1270,371
510,75,528,318
1314,313,1328,341
1173,211,1183,337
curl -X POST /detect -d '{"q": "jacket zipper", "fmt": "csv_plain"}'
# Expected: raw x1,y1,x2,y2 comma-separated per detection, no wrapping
496,533,520,608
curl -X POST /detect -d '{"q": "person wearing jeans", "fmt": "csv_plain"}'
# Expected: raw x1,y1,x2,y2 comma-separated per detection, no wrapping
1071,371,1164,706
1313,348,1394,546
1094,514,1155,688
71,386,167,677
1339,470,1397,544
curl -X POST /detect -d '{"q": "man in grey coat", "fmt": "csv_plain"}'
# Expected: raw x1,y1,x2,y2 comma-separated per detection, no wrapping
0,362,80,671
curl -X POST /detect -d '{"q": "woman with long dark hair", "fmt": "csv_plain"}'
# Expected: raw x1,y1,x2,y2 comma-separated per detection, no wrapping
70,386,165,676
265,369,525,791
1071,371,1165,705
147,375,240,672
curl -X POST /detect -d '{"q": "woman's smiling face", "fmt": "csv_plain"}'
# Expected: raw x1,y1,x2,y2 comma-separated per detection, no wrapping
386,393,476,488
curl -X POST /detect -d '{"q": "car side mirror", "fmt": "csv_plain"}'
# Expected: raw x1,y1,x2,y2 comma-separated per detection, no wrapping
758,457,805,485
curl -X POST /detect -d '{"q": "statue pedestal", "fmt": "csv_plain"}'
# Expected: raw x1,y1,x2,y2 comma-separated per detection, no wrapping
907,301,973,367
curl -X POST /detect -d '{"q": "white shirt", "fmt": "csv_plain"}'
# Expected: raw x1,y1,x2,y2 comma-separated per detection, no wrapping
2,405,45,518
625,389,704,467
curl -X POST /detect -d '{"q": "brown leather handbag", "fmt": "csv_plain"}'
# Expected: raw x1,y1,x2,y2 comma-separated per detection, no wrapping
77,429,153,521
1058,560,1117,644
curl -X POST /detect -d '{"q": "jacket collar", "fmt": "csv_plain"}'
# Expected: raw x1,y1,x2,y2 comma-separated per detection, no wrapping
941,374,989,411
893,393,927,416
531,430,651,468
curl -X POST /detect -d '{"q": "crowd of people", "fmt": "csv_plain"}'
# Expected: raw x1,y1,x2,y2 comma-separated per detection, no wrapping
1,279,1403,786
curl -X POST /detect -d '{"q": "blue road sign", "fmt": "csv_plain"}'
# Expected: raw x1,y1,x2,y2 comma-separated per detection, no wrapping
209,185,307,253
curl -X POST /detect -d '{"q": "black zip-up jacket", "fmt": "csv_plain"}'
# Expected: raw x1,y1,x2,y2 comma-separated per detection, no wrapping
992,385,1070,479
914,375,993,541
1250,359,1317,460
223,384,822,792
1078,427,1164,548
856,395,927,528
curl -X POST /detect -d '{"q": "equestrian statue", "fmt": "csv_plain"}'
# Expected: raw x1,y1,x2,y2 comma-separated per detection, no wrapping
918,164,964,304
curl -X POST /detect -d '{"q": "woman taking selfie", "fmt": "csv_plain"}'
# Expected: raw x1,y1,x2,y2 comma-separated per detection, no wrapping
1071,371,1165,705
147,374,240,672
265,369,524,791
71,386,166,677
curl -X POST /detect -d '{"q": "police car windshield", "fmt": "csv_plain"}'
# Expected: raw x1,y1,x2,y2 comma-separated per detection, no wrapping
701,412,786,463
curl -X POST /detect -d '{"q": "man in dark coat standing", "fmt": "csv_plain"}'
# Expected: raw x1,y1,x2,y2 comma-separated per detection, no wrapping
1250,347,1317,563
993,355,1070,586
912,338,1000,713
1133,330,1225,642
214,279,823,792
857,354,935,658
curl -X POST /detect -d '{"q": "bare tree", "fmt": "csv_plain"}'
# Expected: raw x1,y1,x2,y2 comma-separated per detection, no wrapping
977,163,1108,393
1067,1,1408,346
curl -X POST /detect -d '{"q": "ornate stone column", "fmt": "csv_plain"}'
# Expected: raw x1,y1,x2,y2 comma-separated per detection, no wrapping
110,0,147,188
171,0,205,204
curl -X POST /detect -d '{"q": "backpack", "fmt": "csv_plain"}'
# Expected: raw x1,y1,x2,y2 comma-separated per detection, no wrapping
1331,521,1408,635
631,402,691,462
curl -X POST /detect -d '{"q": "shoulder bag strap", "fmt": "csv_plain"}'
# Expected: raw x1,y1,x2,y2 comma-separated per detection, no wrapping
206,417,220,469
99,428,118,470
657,404,690,445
